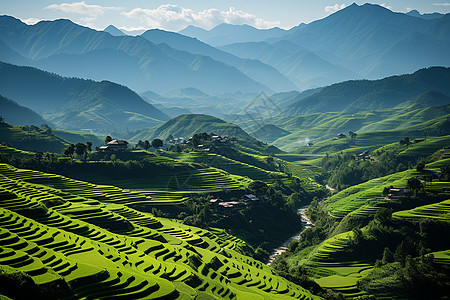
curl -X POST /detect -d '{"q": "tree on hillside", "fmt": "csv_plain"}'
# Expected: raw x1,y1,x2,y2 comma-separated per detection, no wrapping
137,140,144,150
75,143,87,160
105,135,112,144
152,138,163,149
416,162,425,172
349,131,357,139
399,137,411,145
35,151,43,162
64,144,75,158
249,180,268,197
407,177,423,194
144,140,151,150
86,141,93,152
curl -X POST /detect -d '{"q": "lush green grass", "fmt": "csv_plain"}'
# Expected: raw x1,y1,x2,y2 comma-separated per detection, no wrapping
0,162,321,299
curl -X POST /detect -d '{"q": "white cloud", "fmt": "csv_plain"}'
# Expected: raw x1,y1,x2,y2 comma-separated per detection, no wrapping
45,1,121,22
325,4,346,14
433,3,450,6
122,5,280,31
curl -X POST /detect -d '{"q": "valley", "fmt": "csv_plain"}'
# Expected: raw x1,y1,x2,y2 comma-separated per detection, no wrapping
0,2,449,299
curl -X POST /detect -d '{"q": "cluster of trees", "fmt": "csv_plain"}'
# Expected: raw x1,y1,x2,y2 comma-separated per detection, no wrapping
136,139,163,150
63,142,93,159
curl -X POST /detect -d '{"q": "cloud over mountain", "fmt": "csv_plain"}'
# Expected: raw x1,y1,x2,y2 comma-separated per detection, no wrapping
122,5,280,31
45,1,121,22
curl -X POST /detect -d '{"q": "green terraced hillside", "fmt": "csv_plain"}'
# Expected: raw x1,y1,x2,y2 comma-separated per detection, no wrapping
271,104,450,151
0,162,321,299
292,114,450,154
273,155,450,298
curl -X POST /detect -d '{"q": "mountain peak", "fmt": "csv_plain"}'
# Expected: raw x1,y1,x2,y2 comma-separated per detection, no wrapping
104,24,125,36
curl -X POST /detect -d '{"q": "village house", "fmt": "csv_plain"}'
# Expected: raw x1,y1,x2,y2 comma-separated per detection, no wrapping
243,194,260,202
387,188,407,199
99,139,128,152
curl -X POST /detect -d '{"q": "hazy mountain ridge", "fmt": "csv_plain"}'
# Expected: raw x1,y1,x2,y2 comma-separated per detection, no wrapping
0,61,169,133
0,94,50,126
140,29,298,91
179,23,287,46
278,3,450,78
0,16,271,94
219,4,449,89
284,67,450,116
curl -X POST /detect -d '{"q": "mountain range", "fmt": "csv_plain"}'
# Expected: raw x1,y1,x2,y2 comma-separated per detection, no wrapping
0,16,273,94
1,3,448,96
219,3,450,89
283,66,450,116
0,61,168,133
179,23,287,46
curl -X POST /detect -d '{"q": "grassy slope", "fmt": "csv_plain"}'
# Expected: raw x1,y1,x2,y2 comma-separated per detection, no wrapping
52,129,105,147
0,123,68,153
293,114,450,154
131,114,252,142
272,104,450,151
0,162,321,299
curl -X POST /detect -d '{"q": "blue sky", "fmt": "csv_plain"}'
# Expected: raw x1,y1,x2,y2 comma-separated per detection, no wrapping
2,1,450,32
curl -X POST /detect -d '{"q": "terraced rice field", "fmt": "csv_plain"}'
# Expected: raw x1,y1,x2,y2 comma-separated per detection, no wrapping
75,165,250,193
169,152,280,182
0,162,320,299
293,230,374,298
323,170,412,219
393,198,450,222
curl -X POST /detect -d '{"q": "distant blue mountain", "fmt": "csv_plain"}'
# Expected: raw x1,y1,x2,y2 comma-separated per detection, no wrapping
179,23,287,46
406,10,446,20
0,61,169,133
220,40,357,90
0,16,271,94
277,3,450,79
140,29,298,91
103,24,126,36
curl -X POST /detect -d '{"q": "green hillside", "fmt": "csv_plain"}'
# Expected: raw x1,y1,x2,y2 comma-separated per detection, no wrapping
0,122,68,153
52,129,105,148
292,113,450,154
272,104,450,151
251,124,291,143
0,162,320,299
131,114,252,142
271,156,450,299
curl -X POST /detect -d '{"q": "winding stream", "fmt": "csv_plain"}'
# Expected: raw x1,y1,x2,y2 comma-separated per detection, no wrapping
267,205,314,265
